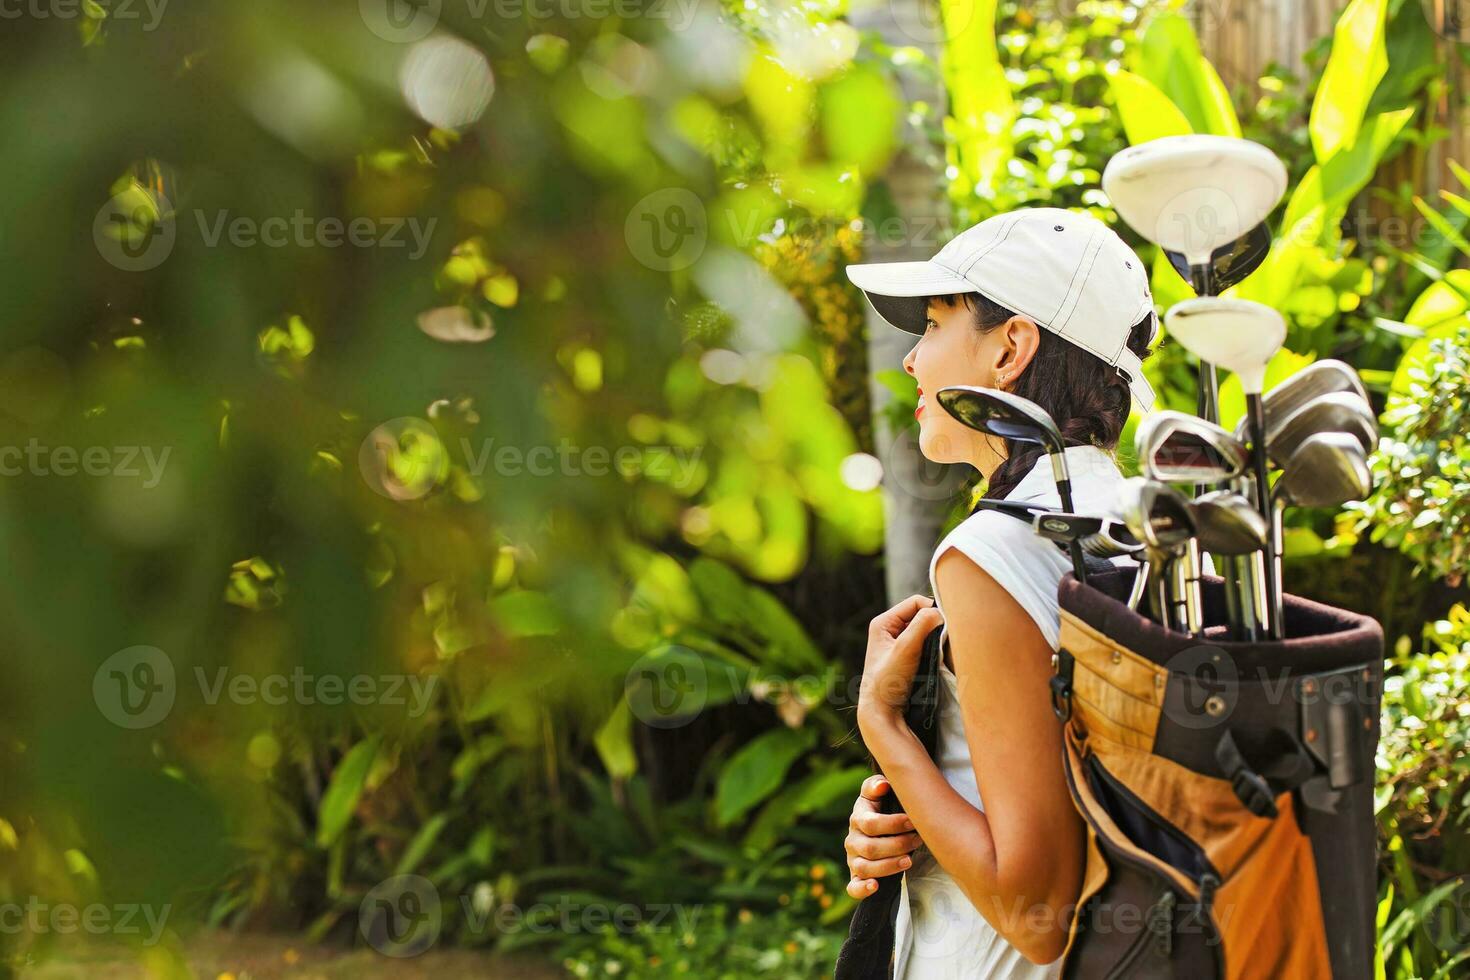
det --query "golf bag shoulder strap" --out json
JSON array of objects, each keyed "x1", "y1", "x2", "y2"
[{"x1": 969, "y1": 499, "x2": 1117, "y2": 577}]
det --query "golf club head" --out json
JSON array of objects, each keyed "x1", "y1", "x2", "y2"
[
  {"x1": 1164, "y1": 298, "x2": 1287, "y2": 393},
  {"x1": 1277, "y1": 431, "x2": 1372, "y2": 507},
  {"x1": 1166, "y1": 221, "x2": 1272, "y2": 294},
  {"x1": 1118, "y1": 476, "x2": 1198, "y2": 551},
  {"x1": 936, "y1": 386, "x2": 1066, "y2": 455},
  {"x1": 1193, "y1": 490, "x2": 1269, "y2": 554},
  {"x1": 1102, "y1": 136, "x2": 1287, "y2": 265},
  {"x1": 1265, "y1": 391, "x2": 1378, "y2": 468},
  {"x1": 1079, "y1": 524, "x2": 1144, "y2": 559},
  {"x1": 1033, "y1": 511, "x2": 1103, "y2": 543},
  {"x1": 1135, "y1": 409, "x2": 1249, "y2": 484},
  {"x1": 1261, "y1": 359, "x2": 1369, "y2": 423}
]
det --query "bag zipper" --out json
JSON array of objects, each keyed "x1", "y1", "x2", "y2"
[
  {"x1": 1063, "y1": 743, "x2": 1226, "y2": 977},
  {"x1": 1086, "y1": 755, "x2": 1221, "y2": 885}
]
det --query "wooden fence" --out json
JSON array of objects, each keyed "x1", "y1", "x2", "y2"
[{"x1": 1191, "y1": 0, "x2": 1468, "y2": 194}]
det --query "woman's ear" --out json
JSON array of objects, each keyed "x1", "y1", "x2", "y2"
[{"x1": 997, "y1": 315, "x2": 1041, "y2": 378}]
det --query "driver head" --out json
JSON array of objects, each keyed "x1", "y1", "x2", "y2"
[{"x1": 1164, "y1": 298, "x2": 1286, "y2": 393}]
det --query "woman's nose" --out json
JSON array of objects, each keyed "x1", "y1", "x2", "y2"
[{"x1": 902, "y1": 341, "x2": 918, "y2": 376}]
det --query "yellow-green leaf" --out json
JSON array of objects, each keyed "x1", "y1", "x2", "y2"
[
  {"x1": 1108, "y1": 69, "x2": 1192, "y2": 145},
  {"x1": 1309, "y1": 0, "x2": 1388, "y2": 164}
]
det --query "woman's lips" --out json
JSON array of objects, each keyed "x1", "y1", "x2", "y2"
[{"x1": 915, "y1": 387, "x2": 924, "y2": 420}]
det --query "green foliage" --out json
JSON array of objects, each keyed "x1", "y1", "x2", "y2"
[
  {"x1": 1377, "y1": 606, "x2": 1470, "y2": 977},
  {"x1": 1352, "y1": 323, "x2": 1470, "y2": 587}
]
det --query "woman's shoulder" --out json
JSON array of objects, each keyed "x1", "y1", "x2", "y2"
[{"x1": 931, "y1": 507, "x2": 1061, "y2": 577}]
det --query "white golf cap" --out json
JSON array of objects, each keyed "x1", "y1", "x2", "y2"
[{"x1": 845, "y1": 207, "x2": 1158, "y2": 411}]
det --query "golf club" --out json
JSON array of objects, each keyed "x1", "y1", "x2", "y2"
[
  {"x1": 937, "y1": 386, "x2": 1088, "y2": 582},
  {"x1": 1194, "y1": 490, "x2": 1271, "y2": 640},
  {"x1": 1118, "y1": 477, "x2": 1198, "y2": 630},
  {"x1": 1259, "y1": 358, "x2": 1368, "y2": 424},
  {"x1": 1165, "y1": 221, "x2": 1273, "y2": 295},
  {"x1": 1268, "y1": 432, "x2": 1373, "y2": 638},
  {"x1": 1134, "y1": 409, "x2": 1251, "y2": 637},
  {"x1": 1165, "y1": 297, "x2": 1286, "y2": 636},
  {"x1": 1264, "y1": 390, "x2": 1379, "y2": 469},
  {"x1": 1103, "y1": 135, "x2": 1288, "y2": 423}
]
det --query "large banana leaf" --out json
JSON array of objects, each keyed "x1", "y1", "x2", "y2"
[
  {"x1": 939, "y1": 0, "x2": 1015, "y2": 195},
  {"x1": 1108, "y1": 69, "x2": 1192, "y2": 145},
  {"x1": 1135, "y1": 12, "x2": 1240, "y2": 137},
  {"x1": 1310, "y1": 0, "x2": 1389, "y2": 164}
]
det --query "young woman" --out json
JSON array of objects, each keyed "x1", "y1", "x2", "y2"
[{"x1": 840, "y1": 208, "x2": 1159, "y2": 977}]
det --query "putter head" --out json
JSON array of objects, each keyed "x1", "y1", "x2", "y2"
[
  {"x1": 1261, "y1": 359, "x2": 1369, "y2": 423},
  {"x1": 1136, "y1": 409, "x2": 1249, "y2": 483},
  {"x1": 1166, "y1": 221, "x2": 1272, "y2": 294},
  {"x1": 1193, "y1": 490, "x2": 1269, "y2": 554},
  {"x1": 1277, "y1": 431, "x2": 1372, "y2": 507},
  {"x1": 1118, "y1": 476, "x2": 1197, "y2": 551},
  {"x1": 1266, "y1": 390, "x2": 1378, "y2": 468},
  {"x1": 936, "y1": 386, "x2": 1066, "y2": 455},
  {"x1": 1164, "y1": 298, "x2": 1287, "y2": 393},
  {"x1": 1102, "y1": 136, "x2": 1287, "y2": 265}
]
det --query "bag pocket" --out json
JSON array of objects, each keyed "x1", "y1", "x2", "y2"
[{"x1": 1061, "y1": 732, "x2": 1224, "y2": 980}]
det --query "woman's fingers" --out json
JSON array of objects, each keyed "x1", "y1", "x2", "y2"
[
  {"x1": 846, "y1": 830, "x2": 923, "y2": 862},
  {"x1": 850, "y1": 854, "x2": 915, "y2": 878},
  {"x1": 849, "y1": 806, "x2": 915, "y2": 837},
  {"x1": 859, "y1": 774, "x2": 891, "y2": 801},
  {"x1": 868, "y1": 594, "x2": 935, "y2": 639}
]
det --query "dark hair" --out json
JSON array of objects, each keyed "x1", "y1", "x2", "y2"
[{"x1": 924, "y1": 291, "x2": 1156, "y2": 501}]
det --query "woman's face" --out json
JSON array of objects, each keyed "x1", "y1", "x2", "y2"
[{"x1": 903, "y1": 297, "x2": 1036, "y2": 468}]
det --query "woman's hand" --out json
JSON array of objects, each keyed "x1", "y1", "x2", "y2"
[
  {"x1": 845, "y1": 775, "x2": 925, "y2": 900},
  {"x1": 857, "y1": 594, "x2": 944, "y2": 731}
]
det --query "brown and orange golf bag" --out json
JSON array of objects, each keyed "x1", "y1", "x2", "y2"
[{"x1": 1050, "y1": 566, "x2": 1383, "y2": 978}]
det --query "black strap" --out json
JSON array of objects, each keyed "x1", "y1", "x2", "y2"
[{"x1": 970, "y1": 499, "x2": 1117, "y2": 577}]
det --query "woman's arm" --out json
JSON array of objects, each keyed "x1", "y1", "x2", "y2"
[{"x1": 857, "y1": 549, "x2": 1083, "y2": 965}]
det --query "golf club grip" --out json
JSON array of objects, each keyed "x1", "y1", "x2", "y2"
[{"x1": 834, "y1": 626, "x2": 945, "y2": 980}]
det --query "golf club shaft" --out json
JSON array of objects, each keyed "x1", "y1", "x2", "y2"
[
  {"x1": 1271, "y1": 498, "x2": 1286, "y2": 641},
  {"x1": 1245, "y1": 393, "x2": 1280, "y2": 638},
  {"x1": 1052, "y1": 464, "x2": 1088, "y2": 584}
]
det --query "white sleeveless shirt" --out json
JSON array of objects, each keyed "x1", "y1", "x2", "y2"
[{"x1": 892, "y1": 445, "x2": 1158, "y2": 979}]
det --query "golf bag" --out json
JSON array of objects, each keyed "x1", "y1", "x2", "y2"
[{"x1": 1052, "y1": 566, "x2": 1383, "y2": 979}]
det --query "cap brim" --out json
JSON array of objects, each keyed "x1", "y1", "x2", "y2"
[{"x1": 845, "y1": 261, "x2": 976, "y2": 334}]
